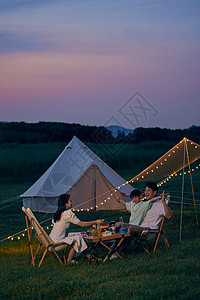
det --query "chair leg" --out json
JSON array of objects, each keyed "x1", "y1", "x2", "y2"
[
  {"x1": 47, "y1": 250, "x2": 56, "y2": 261},
  {"x1": 161, "y1": 231, "x2": 169, "y2": 248},
  {"x1": 38, "y1": 247, "x2": 57, "y2": 267},
  {"x1": 25, "y1": 216, "x2": 34, "y2": 265},
  {"x1": 50, "y1": 247, "x2": 63, "y2": 265},
  {"x1": 133, "y1": 233, "x2": 150, "y2": 253},
  {"x1": 38, "y1": 248, "x2": 48, "y2": 268},
  {"x1": 153, "y1": 230, "x2": 169, "y2": 253},
  {"x1": 32, "y1": 243, "x2": 42, "y2": 267},
  {"x1": 142, "y1": 242, "x2": 150, "y2": 253},
  {"x1": 28, "y1": 241, "x2": 33, "y2": 265},
  {"x1": 153, "y1": 232, "x2": 161, "y2": 253}
]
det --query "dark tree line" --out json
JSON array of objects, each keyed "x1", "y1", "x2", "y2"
[
  {"x1": 0, "y1": 122, "x2": 113, "y2": 144},
  {"x1": 125, "y1": 126, "x2": 200, "y2": 144},
  {"x1": 0, "y1": 122, "x2": 200, "y2": 144}
]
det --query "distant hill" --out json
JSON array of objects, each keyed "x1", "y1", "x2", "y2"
[{"x1": 105, "y1": 125, "x2": 134, "y2": 138}]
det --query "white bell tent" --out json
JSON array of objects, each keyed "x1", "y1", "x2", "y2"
[{"x1": 21, "y1": 136, "x2": 133, "y2": 213}]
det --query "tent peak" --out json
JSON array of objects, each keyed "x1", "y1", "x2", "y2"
[{"x1": 65, "y1": 136, "x2": 88, "y2": 150}]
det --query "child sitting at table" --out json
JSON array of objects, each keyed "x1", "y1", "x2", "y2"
[{"x1": 116, "y1": 189, "x2": 161, "y2": 228}]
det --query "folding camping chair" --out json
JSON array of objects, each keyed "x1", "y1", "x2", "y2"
[
  {"x1": 22, "y1": 207, "x2": 69, "y2": 267},
  {"x1": 133, "y1": 197, "x2": 171, "y2": 253},
  {"x1": 133, "y1": 216, "x2": 169, "y2": 253}
]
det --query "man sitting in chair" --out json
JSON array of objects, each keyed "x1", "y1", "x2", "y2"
[{"x1": 111, "y1": 182, "x2": 173, "y2": 259}]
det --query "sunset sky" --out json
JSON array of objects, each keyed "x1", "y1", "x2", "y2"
[{"x1": 0, "y1": 0, "x2": 199, "y2": 129}]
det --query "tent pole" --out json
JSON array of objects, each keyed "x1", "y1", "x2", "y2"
[
  {"x1": 185, "y1": 140, "x2": 198, "y2": 226},
  {"x1": 92, "y1": 165, "x2": 96, "y2": 211},
  {"x1": 180, "y1": 140, "x2": 186, "y2": 242}
]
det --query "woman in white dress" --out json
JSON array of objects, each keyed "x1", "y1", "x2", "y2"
[{"x1": 49, "y1": 193, "x2": 104, "y2": 263}]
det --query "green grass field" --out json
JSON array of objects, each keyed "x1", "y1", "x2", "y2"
[{"x1": 0, "y1": 142, "x2": 200, "y2": 299}]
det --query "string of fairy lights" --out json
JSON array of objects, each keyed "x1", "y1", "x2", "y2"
[
  {"x1": 1, "y1": 138, "x2": 200, "y2": 243},
  {"x1": 129, "y1": 138, "x2": 200, "y2": 184},
  {"x1": 71, "y1": 182, "x2": 129, "y2": 212},
  {"x1": 158, "y1": 164, "x2": 200, "y2": 187},
  {"x1": 0, "y1": 184, "x2": 128, "y2": 243}
]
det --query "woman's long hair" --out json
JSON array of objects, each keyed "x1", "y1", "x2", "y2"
[{"x1": 54, "y1": 194, "x2": 70, "y2": 222}]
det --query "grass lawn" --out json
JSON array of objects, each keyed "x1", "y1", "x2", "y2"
[
  {"x1": 1, "y1": 185, "x2": 199, "y2": 300},
  {"x1": 0, "y1": 142, "x2": 200, "y2": 299}
]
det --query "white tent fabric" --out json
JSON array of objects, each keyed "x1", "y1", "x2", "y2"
[{"x1": 21, "y1": 136, "x2": 133, "y2": 213}]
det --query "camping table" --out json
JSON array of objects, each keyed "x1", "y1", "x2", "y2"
[{"x1": 82, "y1": 232, "x2": 130, "y2": 263}]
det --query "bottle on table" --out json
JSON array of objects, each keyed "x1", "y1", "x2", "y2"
[
  {"x1": 97, "y1": 224, "x2": 101, "y2": 237},
  {"x1": 111, "y1": 224, "x2": 115, "y2": 234},
  {"x1": 92, "y1": 225, "x2": 97, "y2": 236}
]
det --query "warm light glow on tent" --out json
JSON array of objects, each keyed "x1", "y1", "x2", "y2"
[
  {"x1": 128, "y1": 137, "x2": 200, "y2": 234},
  {"x1": 129, "y1": 138, "x2": 200, "y2": 183}
]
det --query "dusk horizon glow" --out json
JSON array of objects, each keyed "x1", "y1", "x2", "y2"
[{"x1": 0, "y1": 0, "x2": 199, "y2": 130}]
